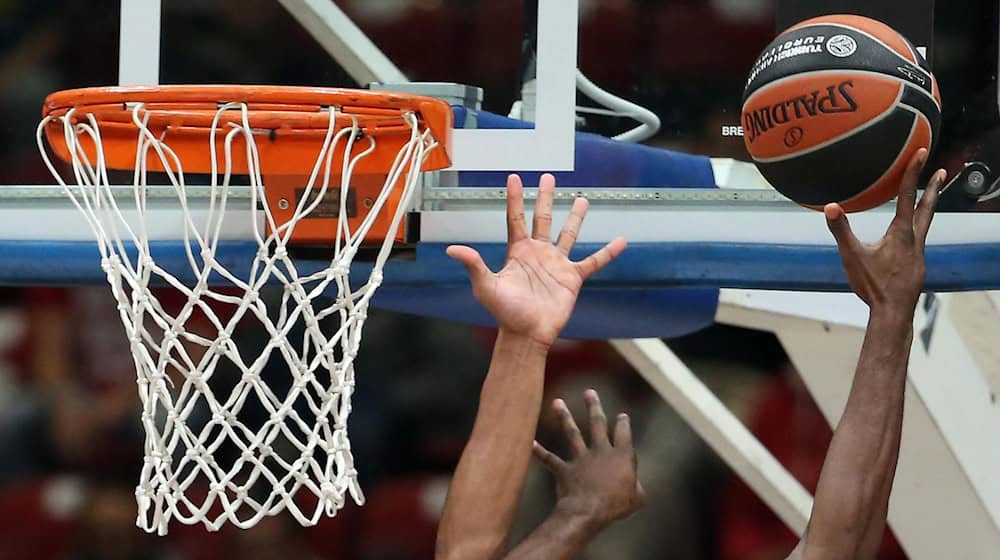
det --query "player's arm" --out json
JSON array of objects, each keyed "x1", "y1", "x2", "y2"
[
  {"x1": 504, "y1": 390, "x2": 645, "y2": 560},
  {"x1": 792, "y1": 149, "x2": 946, "y2": 560},
  {"x1": 435, "y1": 174, "x2": 627, "y2": 560}
]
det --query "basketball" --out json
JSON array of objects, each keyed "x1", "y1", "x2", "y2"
[{"x1": 741, "y1": 14, "x2": 942, "y2": 212}]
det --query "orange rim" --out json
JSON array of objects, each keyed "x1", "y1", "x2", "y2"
[{"x1": 41, "y1": 85, "x2": 454, "y2": 175}]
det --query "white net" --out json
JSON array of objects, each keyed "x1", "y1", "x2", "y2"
[{"x1": 36, "y1": 102, "x2": 436, "y2": 533}]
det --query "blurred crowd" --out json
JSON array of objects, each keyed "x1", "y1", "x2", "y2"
[
  {"x1": 0, "y1": 1, "x2": 908, "y2": 559},
  {"x1": 1, "y1": 284, "x2": 886, "y2": 560}
]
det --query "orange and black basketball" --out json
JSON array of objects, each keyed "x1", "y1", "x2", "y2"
[{"x1": 741, "y1": 14, "x2": 941, "y2": 212}]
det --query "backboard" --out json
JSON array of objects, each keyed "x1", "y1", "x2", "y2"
[{"x1": 3, "y1": 0, "x2": 1000, "y2": 339}]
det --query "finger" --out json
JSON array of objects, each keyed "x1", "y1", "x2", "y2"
[
  {"x1": 554, "y1": 398, "x2": 587, "y2": 457},
  {"x1": 506, "y1": 174, "x2": 529, "y2": 245},
  {"x1": 893, "y1": 148, "x2": 928, "y2": 228},
  {"x1": 532, "y1": 174, "x2": 556, "y2": 243},
  {"x1": 446, "y1": 245, "x2": 493, "y2": 284},
  {"x1": 556, "y1": 198, "x2": 588, "y2": 255},
  {"x1": 613, "y1": 412, "x2": 633, "y2": 450},
  {"x1": 824, "y1": 203, "x2": 864, "y2": 254},
  {"x1": 915, "y1": 169, "x2": 946, "y2": 245},
  {"x1": 584, "y1": 389, "x2": 610, "y2": 448},
  {"x1": 576, "y1": 237, "x2": 628, "y2": 280},
  {"x1": 532, "y1": 440, "x2": 566, "y2": 474}
]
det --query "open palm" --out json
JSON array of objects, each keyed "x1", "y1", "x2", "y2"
[{"x1": 447, "y1": 174, "x2": 627, "y2": 347}]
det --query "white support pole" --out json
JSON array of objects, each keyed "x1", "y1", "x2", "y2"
[
  {"x1": 275, "y1": 0, "x2": 407, "y2": 85},
  {"x1": 119, "y1": 0, "x2": 161, "y2": 85},
  {"x1": 718, "y1": 289, "x2": 1000, "y2": 559},
  {"x1": 610, "y1": 338, "x2": 813, "y2": 535},
  {"x1": 950, "y1": 292, "x2": 1000, "y2": 399},
  {"x1": 450, "y1": 0, "x2": 578, "y2": 171}
]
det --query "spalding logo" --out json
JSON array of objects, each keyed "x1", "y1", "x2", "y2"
[
  {"x1": 826, "y1": 35, "x2": 858, "y2": 58},
  {"x1": 743, "y1": 81, "x2": 859, "y2": 144}
]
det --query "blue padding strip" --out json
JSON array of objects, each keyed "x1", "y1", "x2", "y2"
[
  {"x1": 470, "y1": 108, "x2": 533, "y2": 129},
  {"x1": 452, "y1": 105, "x2": 470, "y2": 129},
  {"x1": 3, "y1": 240, "x2": 1000, "y2": 337},
  {"x1": 0, "y1": 240, "x2": 717, "y2": 339},
  {"x1": 454, "y1": 110, "x2": 717, "y2": 189},
  {"x1": 3, "y1": 240, "x2": 1000, "y2": 291}
]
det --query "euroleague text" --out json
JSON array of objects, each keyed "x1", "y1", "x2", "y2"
[
  {"x1": 747, "y1": 35, "x2": 826, "y2": 86},
  {"x1": 743, "y1": 81, "x2": 858, "y2": 144}
]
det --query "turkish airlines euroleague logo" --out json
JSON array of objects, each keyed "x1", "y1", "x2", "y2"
[{"x1": 744, "y1": 81, "x2": 859, "y2": 145}]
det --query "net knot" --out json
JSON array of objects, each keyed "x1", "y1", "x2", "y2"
[
  {"x1": 192, "y1": 375, "x2": 208, "y2": 391},
  {"x1": 293, "y1": 377, "x2": 311, "y2": 391},
  {"x1": 332, "y1": 263, "x2": 350, "y2": 276},
  {"x1": 273, "y1": 247, "x2": 289, "y2": 259}
]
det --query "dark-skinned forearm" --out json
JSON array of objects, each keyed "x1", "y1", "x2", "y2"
[
  {"x1": 504, "y1": 506, "x2": 604, "y2": 560},
  {"x1": 436, "y1": 330, "x2": 550, "y2": 560},
  {"x1": 800, "y1": 308, "x2": 913, "y2": 559}
]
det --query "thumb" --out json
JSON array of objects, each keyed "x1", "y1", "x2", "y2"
[
  {"x1": 532, "y1": 440, "x2": 566, "y2": 474},
  {"x1": 446, "y1": 245, "x2": 492, "y2": 284},
  {"x1": 824, "y1": 203, "x2": 862, "y2": 252}
]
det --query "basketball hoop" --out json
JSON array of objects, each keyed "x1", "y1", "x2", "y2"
[{"x1": 35, "y1": 85, "x2": 453, "y2": 533}]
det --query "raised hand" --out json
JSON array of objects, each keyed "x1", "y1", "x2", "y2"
[
  {"x1": 796, "y1": 149, "x2": 947, "y2": 560},
  {"x1": 446, "y1": 174, "x2": 627, "y2": 348},
  {"x1": 824, "y1": 148, "x2": 947, "y2": 313},
  {"x1": 533, "y1": 390, "x2": 645, "y2": 528}
]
